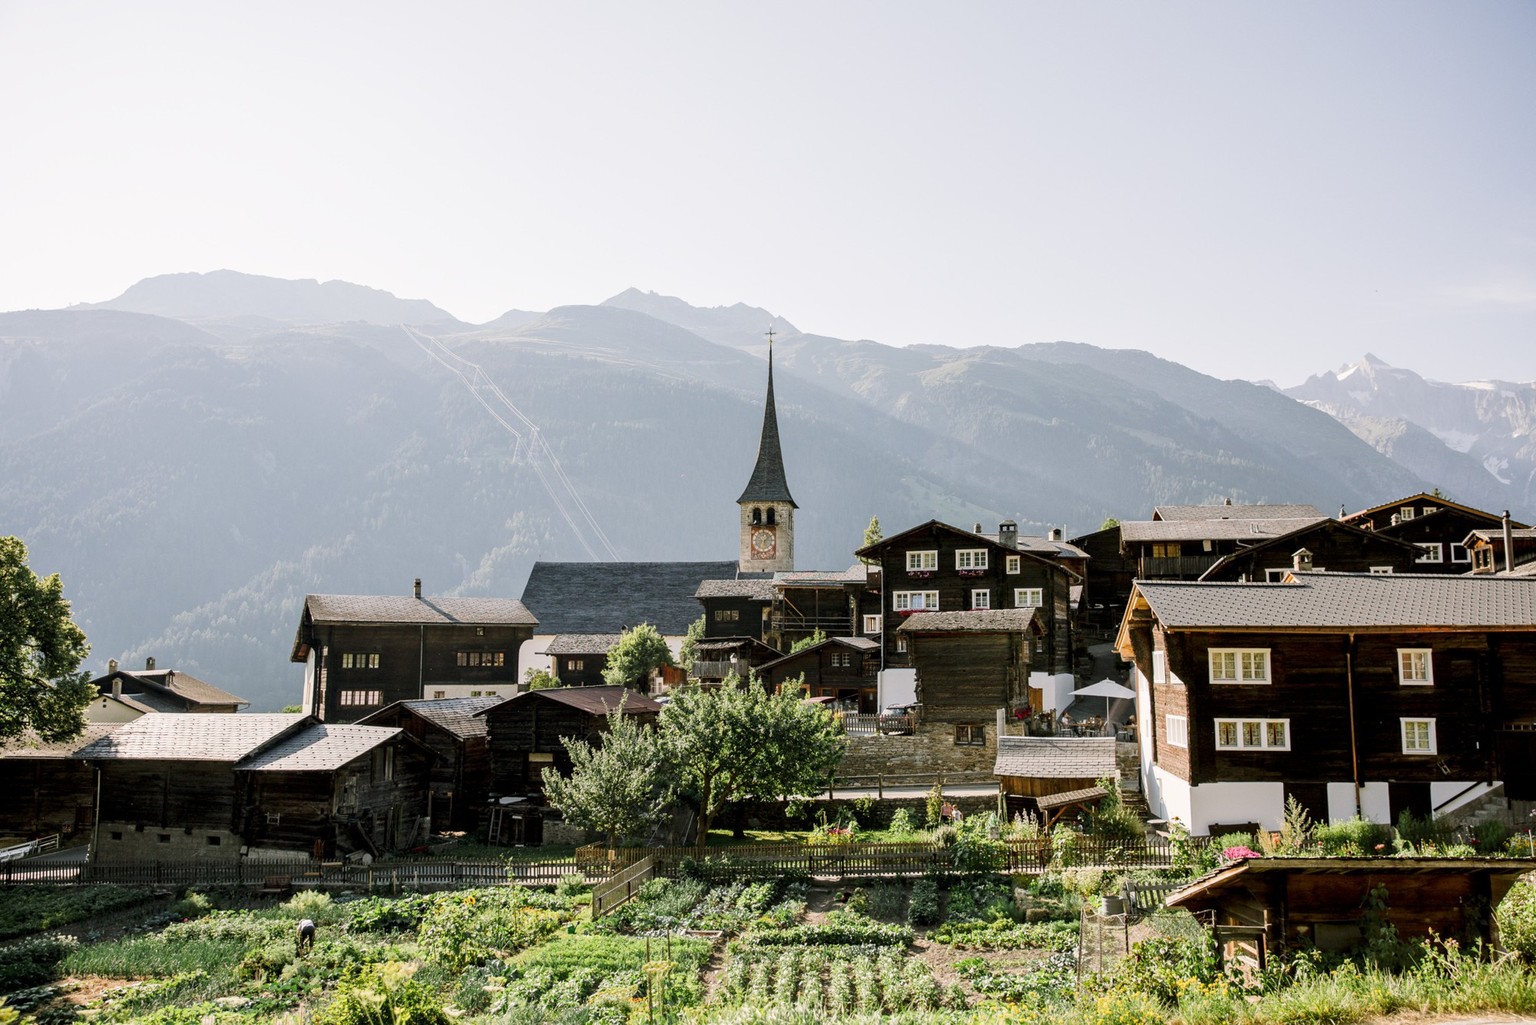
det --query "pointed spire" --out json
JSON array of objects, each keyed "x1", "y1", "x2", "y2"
[{"x1": 737, "y1": 332, "x2": 797, "y2": 506}]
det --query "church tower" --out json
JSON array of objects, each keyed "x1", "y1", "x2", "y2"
[{"x1": 738, "y1": 333, "x2": 796, "y2": 573}]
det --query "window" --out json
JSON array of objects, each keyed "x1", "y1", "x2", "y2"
[
  {"x1": 1151, "y1": 542, "x2": 1179, "y2": 559},
  {"x1": 955, "y1": 549, "x2": 989, "y2": 570},
  {"x1": 455, "y1": 651, "x2": 505, "y2": 667},
  {"x1": 955, "y1": 724, "x2": 986, "y2": 746},
  {"x1": 714, "y1": 609, "x2": 740, "y2": 622},
  {"x1": 1214, "y1": 718, "x2": 1290, "y2": 750},
  {"x1": 339, "y1": 689, "x2": 382, "y2": 706},
  {"x1": 1152, "y1": 650, "x2": 1167, "y2": 684},
  {"x1": 863, "y1": 614, "x2": 882, "y2": 634},
  {"x1": 1474, "y1": 548, "x2": 1494, "y2": 571},
  {"x1": 1450, "y1": 542, "x2": 1470, "y2": 563},
  {"x1": 1370, "y1": 566, "x2": 1394, "y2": 575},
  {"x1": 373, "y1": 746, "x2": 394, "y2": 781},
  {"x1": 1401, "y1": 718, "x2": 1436, "y2": 754},
  {"x1": 341, "y1": 652, "x2": 380, "y2": 669},
  {"x1": 830, "y1": 651, "x2": 850, "y2": 667},
  {"x1": 971, "y1": 589, "x2": 991, "y2": 610},
  {"x1": 1265, "y1": 568, "x2": 1290, "y2": 582},
  {"x1": 1210, "y1": 649, "x2": 1270, "y2": 684},
  {"x1": 893, "y1": 590, "x2": 939, "y2": 612},
  {"x1": 906, "y1": 550, "x2": 938, "y2": 571},
  {"x1": 1006, "y1": 555, "x2": 1021, "y2": 574},
  {"x1": 1014, "y1": 588, "x2": 1043, "y2": 607},
  {"x1": 1399, "y1": 506, "x2": 1416, "y2": 520},
  {"x1": 1416, "y1": 543, "x2": 1444, "y2": 564},
  {"x1": 568, "y1": 659, "x2": 585, "y2": 671},
  {"x1": 1165, "y1": 714, "x2": 1188, "y2": 748},
  {"x1": 1398, "y1": 649, "x2": 1433, "y2": 686},
  {"x1": 895, "y1": 636, "x2": 908, "y2": 653},
  {"x1": 432, "y1": 690, "x2": 446, "y2": 699}
]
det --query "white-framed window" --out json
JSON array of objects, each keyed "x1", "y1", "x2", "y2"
[
  {"x1": 339, "y1": 689, "x2": 383, "y2": 707},
  {"x1": 895, "y1": 635, "x2": 908, "y2": 653},
  {"x1": 863, "y1": 614, "x2": 882, "y2": 634},
  {"x1": 341, "y1": 652, "x2": 380, "y2": 670},
  {"x1": 1265, "y1": 568, "x2": 1290, "y2": 582},
  {"x1": 955, "y1": 549, "x2": 989, "y2": 570},
  {"x1": 1370, "y1": 566, "x2": 1394, "y2": 575},
  {"x1": 1450, "y1": 542, "x2": 1470, "y2": 563},
  {"x1": 432, "y1": 690, "x2": 446, "y2": 699},
  {"x1": 1152, "y1": 650, "x2": 1167, "y2": 684},
  {"x1": 1215, "y1": 718, "x2": 1290, "y2": 750},
  {"x1": 1014, "y1": 588, "x2": 1043, "y2": 607},
  {"x1": 1006, "y1": 555, "x2": 1021, "y2": 574},
  {"x1": 1401, "y1": 718, "x2": 1436, "y2": 754},
  {"x1": 906, "y1": 550, "x2": 938, "y2": 571},
  {"x1": 1165, "y1": 714, "x2": 1188, "y2": 748},
  {"x1": 830, "y1": 651, "x2": 850, "y2": 667},
  {"x1": 971, "y1": 589, "x2": 991, "y2": 610},
  {"x1": 1474, "y1": 548, "x2": 1495, "y2": 571},
  {"x1": 1398, "y1": 648, "x2": 1433, "y2": 686},
  {"x1": 1416, "y1": 543, "x2": 1444, "y2": 564},
  {"x1": 893, "y1": 590, "x2": 939, "y2": 612},
  {"x1": 1210, "y1": 648, "x2": 1270, "y2": 684},
  {"x1": 1399, "y1": 506, "x2": 1416, "y2": 520}
]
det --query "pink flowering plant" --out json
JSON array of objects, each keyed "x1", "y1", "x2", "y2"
[{"x1": 1221, "y1": 846, "x2": 1263, "y2": 863}]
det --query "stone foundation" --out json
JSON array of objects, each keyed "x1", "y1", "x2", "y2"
[
  {"x1": 93, "y1": 822, "x2": 240, "y2": 863},
  {"x1": 837, "y1": 722, "x2": 998, "y2": 777}
]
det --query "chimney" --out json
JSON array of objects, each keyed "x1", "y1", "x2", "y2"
[
  {"x1": 413, "y1": 578, "x2": 422, "y2": 599},
  {"x1": 145, "y1": 656, "x2": 155, "y2": 671},
  {"x1": 1390, "y1": 514, "x2": 1401, "y2": 526},
  {"x1": 973, "y1": 522, "x2": 983, "y2": 534},
  {"x1": 1049, "y1": 527, "x2": 1063, "y2": 543},
  {"x1": 1339, "y1": 504, "x2": 1347, "y2": 518},
  {"x1": 108, "y1": 658, "x2": 118, "y2": 674},
  {"x1": 112, "y1": 676, "x2": 122, "y2": 699},
  {"x1": 999, "y1": 521, "x2": 1018, "y2": 549},
  {"x1": 1504, "y1": 511, "x2": 1515, "y2": 573},
  {"x1": 1224, "y1": 497, "x2": 1233, "y2": 506},
  {"x1": 1293, "y1": 548, "x2": 1313, "y2": 573}
]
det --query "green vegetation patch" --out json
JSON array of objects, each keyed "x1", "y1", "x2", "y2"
[{"x1": 0, "y1": 884, "x2": 158, "y2": 940}]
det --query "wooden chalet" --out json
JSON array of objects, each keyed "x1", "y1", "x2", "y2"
[
  {"x1": 1166, "y1": 857, "x2": 1536, "y2": 968},
  {"x1": 76, "y1": 713, "x2": 436, "y2": 861},
  {"x1": 758, "y1": 636, "x2": 879, "y2": 712},
  {"x1": 993, "y1": 735, "x2": 1118, "y2": 821},
  {"x1": 1465, "y1": 526, "x2": 1536, "y2": 575},
  {"x1": 358, "y1": 696, "x2": 500, "y2": 833},
  {"x1": 290, "y1": 581, "x2": 537, "y2": 723},
  {"x1": 1117, "y1": 572, "x2": 1536, "y2": 836},
  {"x1": 0, "y1": 723, "x2": 123, "y2": 844},
  {"x1": 766, "y1": 565, "x2": 874, "y2": 652},
  {"x1": 479, "y1": 685, "x2": 663, "y2": 800},
  {"x1": 540, "y1": 634, "x2": 622, "y2": 688},
  {"x1": 1343, "y1": 493, "x2": 1525, "y2": 572},
  {"x1": 85, "y1": 658, "x2": 248, "y2": 721},
  {"x1": 1069, "y1": 523, "x2": 1137, "y2": 632},
  {"x1": 1118, "y1": 502, "x2": 1327, "y2": 581},
  {"x1": 691, "y1": 636, "x2": 783, "y2": 686},
  {"x1": 1197, "y1": 519, "x2": 1424, "y2": 582},
  {"x1": 694, "y1": 577, "x2": 776, "y2": 642}
]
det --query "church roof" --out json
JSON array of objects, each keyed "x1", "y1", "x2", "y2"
[{"x1": 736, "y1": 347, "x2": 797, "y2": 507}]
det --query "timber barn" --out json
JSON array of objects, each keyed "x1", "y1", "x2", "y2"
[{"x1": 358, "y1": 696, "x2": 500, "y2": 833}]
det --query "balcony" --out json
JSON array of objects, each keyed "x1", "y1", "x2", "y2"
[{"x1": 1138, "y1": 554, "x2": 1222, "y2": 579}]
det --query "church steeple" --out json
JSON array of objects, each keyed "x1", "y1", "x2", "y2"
[{"x1": 738, "y1": 330, "x2": 796, "y2": 572}]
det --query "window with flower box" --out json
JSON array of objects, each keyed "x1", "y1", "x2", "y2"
[
  {"x1": 955, "y1": 549, "x2": 989, "y2": 571},
  {"x1": 906, "y1": 550, "x2": 938, "y2": 572}
]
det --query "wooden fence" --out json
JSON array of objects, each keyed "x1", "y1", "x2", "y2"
[
  {"x1": 2, "y1": 855, "x2": 581, "y2": 890},
  {"x1": 591, "y1": 856, "x2": 656, "y2": 918}
]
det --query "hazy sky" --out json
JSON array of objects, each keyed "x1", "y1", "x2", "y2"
[{"x1": 2, "y1": 2, "x2": 1533, "y2": 385}]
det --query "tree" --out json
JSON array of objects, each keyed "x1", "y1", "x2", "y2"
[
  {"x1": 1100, "y1": 517, "x2": 1120, "y2": 530},
  {"x1": 678, "y1": 614, "x2": 706, "y2": 675},
  {"x1": 861, "y1": 515, "x2": 884, "y2": 564},
  {"x1": 602, "y1": 623, "x2": 674, "y2": 692},
  {"x1": 541, "y1": 700, "x2": 671, "y2": 849},
  {"x1": 0, "y1": 536, "x2": 93, "y2": 743},
  {"x1": 524, "y1": 667, "x2": 560, "y2": 691},
  {"x1": 660, "y1": 677, "x2": 845, "y2": 846},
  {"x1": 789, "y1": 629, "x2": 826, "y2": 654}
]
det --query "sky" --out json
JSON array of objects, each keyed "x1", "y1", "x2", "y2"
[{"x1": 1, "y1": 2, "x2": 1533, "y2": 386}]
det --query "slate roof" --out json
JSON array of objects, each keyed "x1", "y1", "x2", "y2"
[
  {"x1": 1153, "y1": 503, "x2": 1324, "y2": 521},
  {"x1": 737, "y1": 348, "x2": 797, "y2": 506},
  {"x1": 695, "y1": 578, "x2": 777, "y2": 600},
  {"x1": 896, "y1": 609, "x2": 1042, "y2": 633},
  {"x1": 358, "y1": 697, "x2": 500, "y2": 739},
  {"x1": 75, "y1": 714, "x2": 309, "y2": 762},
  {"x1": 303, "y1": 593, "x2": 537, "y2": 626},
  {"x1": 237, "y1": 724, "x2": 403, "y2": 772},
  {"x1": 522, "y1": 561, "x2": 739, "y2": 634},
  {"x1": 1343, "y1": 493, "x2": 1520, "y2": 526},
  {"x1": 1119, "y1": 517, "x2": 1326, "y2": 543},
  {"x1": 1197, "y1": 519, "x2": 1422, "y2": 579},
  {"x1": 92, "y1": 668, "x2": 248, "y2": 710},
  {"x1": 993, "y1": 736, "x2": 1117, "y2": 779},
  {"x1": 1131, "y1": 572, "x2": 1536, "y2": 630},
  {"x1": 540, "y1": 634, "x2": 622, "y2": 655},
  {"x1": 758, "y1": 636, "x2": 878, "y2": 671},
  {"x1": 482, "y1": 685, "x2": 663, "y2": 718},
  {"x1": 856, "y1": 520, "x2": 1065, "y2": 573},
  {"x1": 0, "y1": 722, "x2": 126, "y2": 759},
  {"x1": 775, "y1": 564, "x2": 869, "y2": 586}
]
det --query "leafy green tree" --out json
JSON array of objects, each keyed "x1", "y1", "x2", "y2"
[
  {"x1": 602, "y1": 623, "x2": 674, "y2": 692},
  {"x1": 861, "y1": 515, "x2": 884, "y2": 563},
  {"x1": 660, "y1": 677, "x2": 844, "y2": 846},
  {"x1": 0, "y1": 536, "x2": 92, "y2": 743},
  {"x1": 524, "y1": 667, "x2": 560, "y2": 691},
  {"x1": 542, "y1": 701, "x2": 671, "y2": 849},
  {"x1": 789, "y1": 629, "x2": 826, "y2": 654},
  {"x1": 1100, "y1": 517, "x2": 1120, "y2": 530},
  {"x1": 678, "y1": 614, "x2": 706, "y2": 675}
]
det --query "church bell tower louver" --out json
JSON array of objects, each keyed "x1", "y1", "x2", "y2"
[{"x1": 738, "y1": 330, "x2": 796, "y2": 573}]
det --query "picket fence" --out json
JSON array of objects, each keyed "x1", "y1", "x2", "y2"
[{"x1": 1, "y1": 855, "x2": 581, "y2": 890}]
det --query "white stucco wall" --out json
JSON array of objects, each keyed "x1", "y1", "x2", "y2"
[
  {"x1": 1030, "y1": 671, "x2": 1076, "y2": 713},
  {"x1": 1326, "y1": 781, "x2": 1391, "y2": 823},
  {"x1": 880, "y1": 668, "x2": 917, "y2": 707},
  {"x1": 1190, "y1": 781, "x2": 1286, "y2": 835}
]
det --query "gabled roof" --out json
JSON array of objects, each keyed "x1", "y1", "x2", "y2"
[
  {"x1": 302, "y1": 593, "x2": 538, "y2": 626},
  {"x1": 1120, "y1": 517, "x2": 1326, "y2": 543},
  {"x1": 1197, "y1": 519, "x2": 1422, "y2": 580},
  {"x1": 993, "y1": 736, "x2": 1117, "y2": 779},
  {"x1": 694, "y1": 578, "x2": 777, "y2": 601},
  {"x1": 1342, "y1": 492, "x2": 1520, "y2": 527},
  {"x1": 540, "y1": 634, "x2": 623, "y2": 656},
  {"x1": 758, "y1": 635, "x2": 878, "y2": 672},
  {"x1": 236, "y1": 724, "x2": 406, "y2": 772},
  {"x1": 855, "y1": 520, "x2": 1066, "y2": 574},
  {"x1": 895, "y1": 608, "x2": 1043, "y2": 633},
  {"x1": 480, "y1": 685, "x2": 663, "y2": 718},
  {"x1": 357, "y1": 696, "x2": 500, "y2": 739},
  {"x1": 90, "y1": 668, "x2": 248, "y2": 711},
  {"x1": 1, "y1": 722, "x2": 127, "y2": 760},
  {"x1": 774, "y1": 564, "x2": 870, "y2": 586},
  {"x1": 737, "y1": 347, "x2": 797, "y2": 507},
  {"x1": 522, "y1": 561, "x2": 739, "y2": 634},
  {"x1": 1166, "y1": 857, "x2": 1536, "y2": 912},
  {"x1": 1153, "y1": 503, "x2": 1324, "y2": 522},
  {"x1": 1122, "y1": 572, "x2": 1536, "y2": 638},
  {"x1": 75, "y1": 713, "x2": 310, "y2": 762}
]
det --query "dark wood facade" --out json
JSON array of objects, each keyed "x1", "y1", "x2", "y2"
[
  {"x1": 241, "y1": 745, "x2": 434, "y2": 856},
  {"x1": 1070, "y1": 524, "x2": 1136, "y2": 631},
  {"x1": 1198, "y1": 520, "x2": 1423, "y2": 583},
  {"x1": 481, "y1": 686, "x2": 662, "y2": 798},
  {"x1": 899, "y1": 612, "x2": 1039, "y2": 723},
  {"x1": 358, "y1": 698, "x2": 497, "y2": 833},
  {"x1": 759, "y1": 638, "x2": 879, "y2": 712},
  {"x1": 1344, "y1": 494, "x2": 1522, "y2": 573},
  {"x1": 0, "y1": 739, "x2": 102, "y2": 842}
]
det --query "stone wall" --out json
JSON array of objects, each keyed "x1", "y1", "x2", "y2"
[
  {"x1": 837, "y1": 722, "x2": 998, "y2": 777},
  {"x1": 94, "y1": 822, "x2": 240, "y2": 862}
]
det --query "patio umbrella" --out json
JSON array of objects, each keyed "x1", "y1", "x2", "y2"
[{"x1": 1075, "y1": 678, "x2": 1136, "y2": 720}]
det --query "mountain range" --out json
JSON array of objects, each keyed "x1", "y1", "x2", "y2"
[{"x1": 2, "y1": 271, "x2": 1528, "y2": 711}]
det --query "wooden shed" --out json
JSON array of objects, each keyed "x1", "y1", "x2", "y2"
[
  {"x1": 0, "y1": 723, "x2": 124, "y2": 844},
  {"x1": 1165, "y1": 856, "x2": 1536, "y2": 968},
  {"x1": 480, "y1": 686, "x2": 662, "y2": 798},
  {"x1": 359, "y1": 696, "x2": 500, "y2": 833},
  {"x1": 993, "y1": 735, "x2": 1119, "y2": 820}
]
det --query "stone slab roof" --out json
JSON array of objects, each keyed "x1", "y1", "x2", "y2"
[
  {"x1": 1133, "y1": 572, "x2": 1536, "y2": 630},
  {"x1": 695, "y1": 578, "x2": 777, "y2": 600},
  {"x1": 774, "y1": 564, "x2": 869, "y2": 586},
  {"x1": 540, "y1": 634, "x2": 623, "y2": 655},
  {"x1": 95, "y1": 668, "x2": 248, "y2": 710},
  {"x1": 483, "y1": 685, "x2": 663, "y2": 718},
  {"x1": 304, "y1": 593, "x2": 537, "y2": 626},
  {"x1": 358, "y1": 697, "x2": 501, "y2": 739},
  {"x1": 993, "y1": 736, "x2": 1117, "y2": 779},
  {"x1": 1120, "y1": 517, "x2": 1327, "y2": 543},
  {"x1": 237, "y1": 723, "x2": 402, "y2": 772},
  {"x1": 1153, "y1": 503, "x2": 1324, "y2": 521},
  {"x1": 896, "y1": 609, "x2": 1041, "y2": 633},
  {"x1": 522, "y1": 561, "x2": 739, "y2": 634},
  {"x1": 74, "y1": 713, "x2": 308, "y2": 762},
  {"x1": 0, "y1": 722, "x2": 127, "y2": 759}
]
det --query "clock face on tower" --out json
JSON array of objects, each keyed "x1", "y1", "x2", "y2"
[{"x1": 751, "y1": 527, "x2": 777, "y2": 558}]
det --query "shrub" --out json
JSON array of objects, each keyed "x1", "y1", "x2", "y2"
[
  {"x1": 926, "y1": 782, "x2": 945, "y2": 828},
  {"x1": 418, "y1": 890, "x2": 563, "y2": 970},
  {"x1": 346, "y1": 894, "x2": 434, "y2": 933},
  {"x1": 1313, "y1": 816, "x2": 1390, "y2": 857},
  {"x1": 1497, "y1": 879, "x2": 1536, "y2": 963},
  {"x1": 0, "y1": 934, "x2": 77, "y2": 989},
  {"x1": 907, "y1": 878, "x2": 942, "y2": 926},
  {"x1": 168, "y1": 890, "x2": 214, "y2": 920},
  {"x1": 1114, "y1": 933, "x2": 1218, "y2": 1005},
  {"x1": 1212, "y1": 830, "x2": 1256, "y2": 851},
  {"x1": 555, "y1": 873, "x2": 590, "y2": 900},
  {"x1": 283, "y1": 889, "x2": 341, "y2": 924},
  {"x1": 1473, "y1": 819, "x2": 1511, "y2": 853},
  {"x1": 887, "y1": 807, "x2": 918, "y2": 835},
  {"x1": 312, "y1": 963, "x2": 449, "y2": 1025},
  {"x1": 865, "y1": 882, "x2": 907, "y2": 920}
]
